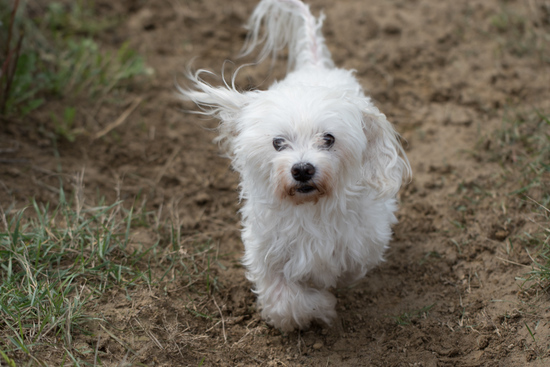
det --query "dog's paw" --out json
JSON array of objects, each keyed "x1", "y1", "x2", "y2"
[{"x1": 259, "y1": 282, "x2": 337, "y2": 332}]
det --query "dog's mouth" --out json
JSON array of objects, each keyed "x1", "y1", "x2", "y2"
[
  {"x1": 296, "y1": 185, "x2": 316, "y2": 194},
  {"x1": 285, "y1": 180, "x2": 329, "y2": 204}
]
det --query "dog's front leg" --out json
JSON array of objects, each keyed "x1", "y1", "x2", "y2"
[{"x1": 250, "y1": 268, "x2": 337, "y2": 332}]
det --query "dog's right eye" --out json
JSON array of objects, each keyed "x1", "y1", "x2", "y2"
[{"x1": 273, "y1": 138, "x2": 286, "y2": 151}]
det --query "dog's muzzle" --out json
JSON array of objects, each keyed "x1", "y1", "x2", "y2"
[{"x1": 291, "y1": 163, "x2": 317, "y2": 194}]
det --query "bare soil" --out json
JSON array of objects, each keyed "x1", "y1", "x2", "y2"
[{"x1": 1, "y1": 0, "x2": 550, "y2": 366}]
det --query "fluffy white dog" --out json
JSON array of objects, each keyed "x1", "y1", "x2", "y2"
[{"x1": 179, "y1": 0, "x2": 411, "y2": 332}]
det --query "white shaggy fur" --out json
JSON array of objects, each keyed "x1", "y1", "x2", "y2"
[{"x1": 179, "y1": 0, "x2": 411, "y2": 332}]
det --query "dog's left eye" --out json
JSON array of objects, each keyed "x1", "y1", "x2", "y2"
[
  {"x1": 322, "y1": 133, "x2": 335, "y2": 149},
  {"x1": 273, "y1": 138, "x2": 286, "y2": 151}
]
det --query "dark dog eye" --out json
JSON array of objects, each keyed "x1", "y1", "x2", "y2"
[
  {"x1": 322, "y1": 133, "x2": 335, "y2": 149},
  {"x1": 273, "y1": 137, "x2": 286, "y2": 151}
]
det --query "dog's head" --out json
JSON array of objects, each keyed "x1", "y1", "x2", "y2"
[{"x1": 180, "y1": 69, "x2": 410, "y2": 204}]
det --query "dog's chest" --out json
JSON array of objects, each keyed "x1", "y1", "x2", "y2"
[
  {"x1": 276, "y1": 208, "x2": 363, "y2": 286},
  {"x1": 242, "y1": 194, "x2": 394, "y2": 287}
]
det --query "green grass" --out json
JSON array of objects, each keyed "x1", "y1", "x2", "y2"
[
  {"x1": 391, "y1": 304, "x2": 435, "y2": 326},
  {"x1": 490, "y1": 1, "x2": 550, "y2": 62},
  {"x1": 481, "y1": 109, "x2": 550, "y2": 200},
  {"x1": 0, "y1": 181, "x2": 226, "y2": 364},
  {"x1": 0, "y1": 186, "x2": 155, "y2": 362},
  {"x1": 521, "y1": 198, "x2": 550, "y2": 290},
  {"x1": 454, "y1": 107, "x2": 550, "y2": 299},
  {"x1": 1, "y1": 1, "x2": 150, "y2": 128},
  {"x1": 483, "y1": 109, "x2": 550, "y2": 289}
]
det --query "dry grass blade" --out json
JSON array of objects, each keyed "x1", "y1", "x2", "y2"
[
  {"x1": 94, "y1": 97, "x2": 143, "y2": 139},
  {"x1": 213, "y1": 295, "x2": 227, "y2": 343}
]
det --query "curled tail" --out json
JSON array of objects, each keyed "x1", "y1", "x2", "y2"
[{"x1": 241, "y1": 0, "x2": 334, "y2": 71}]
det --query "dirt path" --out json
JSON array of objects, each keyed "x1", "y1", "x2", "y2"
[{"x1": 2, "y1": 0, "x2": 550, "y2": 366}]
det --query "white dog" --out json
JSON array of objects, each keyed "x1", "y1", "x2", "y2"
[{"x1": 179, "y1": 0, "x2": 411, "y2": 332}]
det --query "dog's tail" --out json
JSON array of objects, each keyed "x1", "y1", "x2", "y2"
[{"x1": 241, "y1": 0, "x2": 334, "y2": 71}]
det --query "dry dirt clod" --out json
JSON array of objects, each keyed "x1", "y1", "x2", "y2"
[
  {"x1": 477, "y1": 335, "x2": 491, "y2": 350},
  {"x1": 312, "y1": 341, "x2": 323, "y2": 350}
]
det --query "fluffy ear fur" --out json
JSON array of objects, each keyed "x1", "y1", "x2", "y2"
[
  {"x1": 177, "y1": 69, "x2": 252, "y2": 157},
  {"x1": 362, "y1": 111, "x2": 411, "y2": 197}
]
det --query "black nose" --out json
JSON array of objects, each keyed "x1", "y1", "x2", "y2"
[{"x1": 291, "y1": 163, "x2": 315, "y2": 182}]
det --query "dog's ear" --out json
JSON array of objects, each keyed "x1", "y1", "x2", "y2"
[
  {"x1": 178, "y1": 69, "x2": 252, "y2": 157},
  {"x1": 362, "y1": 111, "x2": 411, "y2": 197}
]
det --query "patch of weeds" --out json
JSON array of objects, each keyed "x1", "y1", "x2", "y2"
[
  {"x1": 523, "y1": 319, "x2": 549, "y2": 362},
  {"x1": 44, "y1": 1, "x2": 118, "y2": 37},
  {"x1": 0, "y1": 1, "x2": 150, "y2": 135},
  {"x1": 392, "y1": 304, "x2": 435, "y2": 326},
  {"x1": 158, "y1": 236, "x2": 222, "y2": 296},
  {"x1": 481, "y1": 109, "x2": 549, "y2": 200},
  {"x1": 51, "y1": 38, "x2": 149, "y2": 99},
  {"x1": 157, "y1": 204, "x2": 228, "y2": 298},
  {"x1": 489, "y1": 1, "x2": 550, "y2": 62},
  {"x1": 153, "y1": 213, "x2": 231, "y2": 328},
  {"x1": 450, "y1": 239, "x2": 467, "y2": 254},
  {"x1": 478, "y1": 109, "x2": 550, "y2": 289},
  {"x1": 0, "y1": 182, "x2": 156, "y2": 363},
  {"x1": 452, "y1": 180, "x2": 496, "y2": 212},
  {"x1": 419, "y1": 251, "x2": 442, "y2": 265},
  {"x1": 448, "y1": 218, "x2": 466, "y2": 230},
  {"x1": 522, "y1": 198, "x2": 550, "y2": 290},
  {"x1": 490, "y1": 6, "x2": 527, "y2": 34},
  {"x1": 51, "y1": 106, "x2": 78, "y2": 142},
  {"x1": 1, "y1": 0, "x2": 26, "y2": 115}
]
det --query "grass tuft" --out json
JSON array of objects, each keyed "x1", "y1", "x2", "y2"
[
  {"x1": 0, "y1": 179, "x2": 229, "y2": 364},
  {"x1": 0, "y1": 0, "x2": 151, "y2": 134},
  {"x1": 523, "y1": 199, "x2": 550, "y2": 289},
  {"x1": 391, "y1": 304, "x2": 435, "y2": 326},
  {"x1": 0, "y1": 183, "x2": 155, "y2": 361},
  {"x1": 480, "y1": 109, "x2": 550, "y2": 290},
  {"x1": 490, "y1": 1, "x2": 550, "y2": 62},
  {"x1": 481, "y1": 109, "x2": 550, "y2": 201}
]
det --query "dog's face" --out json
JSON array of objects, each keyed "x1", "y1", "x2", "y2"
[
  {"x1": 180, "y1": 69, "x2": 410, "y2": 202},
  {"x1": 231, "y1": 85, "x2": 367, "y2": 204}
]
